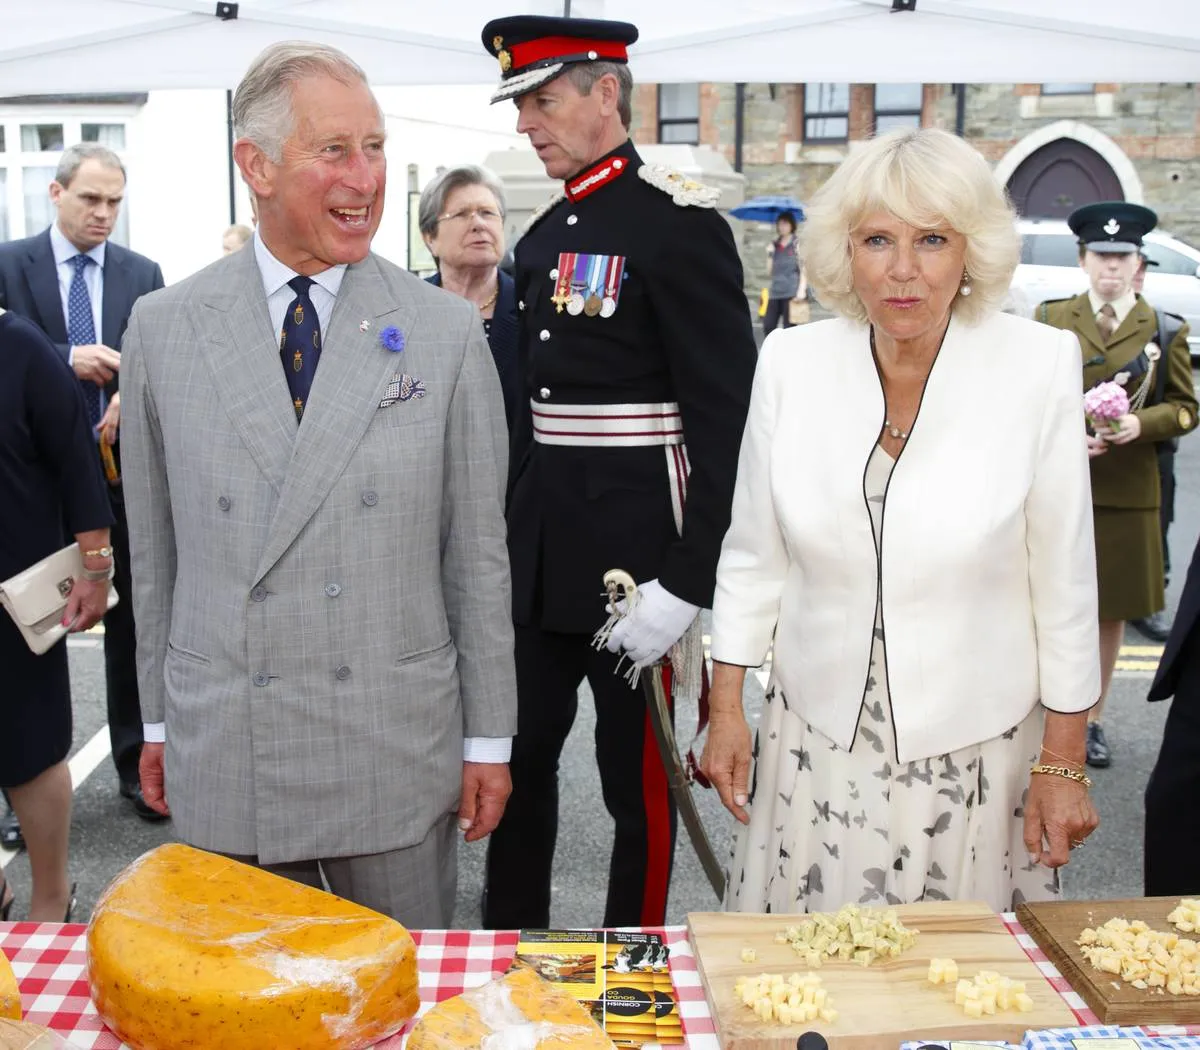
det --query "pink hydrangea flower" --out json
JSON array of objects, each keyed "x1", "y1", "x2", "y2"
[{"x1": 1084, "y1": 381, "x2": 1130, "y2": 432}]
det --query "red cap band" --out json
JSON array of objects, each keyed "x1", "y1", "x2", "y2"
[{"x1": 508, "y1": 36, "x2": 628, "y2": 71}]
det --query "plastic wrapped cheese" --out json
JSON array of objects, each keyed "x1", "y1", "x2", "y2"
[
  {"x1": 86, "y1": 844, "x2": 418, "y2": 1050},
  {"x1": 0, "y1": 1019, "x2": 79, "y2": 1049},
  {"x1": 0, "y1": 951, "x2": 19, "y2": 1021},
  {"x1": 407, "y1": 967, "x2": 615, "y2": 1050}
]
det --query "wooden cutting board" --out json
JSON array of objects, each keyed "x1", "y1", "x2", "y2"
[
  {"x1": 1017, "y1": 896, "x2": 1200, "y2": 1024},
  {"x1": 688, "y1": 902, "x2": 1077, "y2": 1050}
]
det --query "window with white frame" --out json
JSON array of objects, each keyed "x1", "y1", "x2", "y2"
[{"x1": 0, "y1": 108, "x2": 135, "y2": 246}]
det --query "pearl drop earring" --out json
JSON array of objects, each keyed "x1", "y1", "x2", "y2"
[{"x1": 959, "y1": 273, "x2": 972, "y2": 296}]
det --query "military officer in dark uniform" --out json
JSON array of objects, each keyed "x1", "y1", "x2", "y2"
[
  {"x1": 1036, "y1": 202, "x2": 1196, "y2": 769},
  {"x1": 478, "y1": 14, "x2": 757, "y2": 928}
]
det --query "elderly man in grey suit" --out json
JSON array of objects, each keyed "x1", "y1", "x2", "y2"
[{"x1": 119, "y1": 41, "x2": 517, "y2": 926}]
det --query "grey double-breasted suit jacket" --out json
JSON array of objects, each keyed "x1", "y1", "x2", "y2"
[{"x1": 120, "y1": 245, "x2": 516, "y2": 863}]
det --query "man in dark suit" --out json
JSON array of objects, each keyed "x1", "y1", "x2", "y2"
[
  {"x1": 1145, "y1": 532, "x2": 1200, "y2": 894},
  {"x1": 0, "y1": 143, "x2": 166, "y2": 834}
]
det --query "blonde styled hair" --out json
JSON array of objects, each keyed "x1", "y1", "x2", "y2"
[{"x1": 802, "y1": 128, "x2": 1020, "y2": 325}]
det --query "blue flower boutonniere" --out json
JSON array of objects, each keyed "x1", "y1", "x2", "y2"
[{"x1": 380, "y1": 326, "x2": 405, "y2": 353}]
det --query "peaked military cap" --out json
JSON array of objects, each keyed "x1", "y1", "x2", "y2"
[
  {"x1": 481, "y1": 14, "x2": 638, "y2": 104},
  {"x1": 1068, "y1": 201, "x2": 1158, "y2": 253}
]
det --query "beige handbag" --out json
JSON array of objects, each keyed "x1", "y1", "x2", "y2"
[{"x1": 0, "y1": 543, "x2": 118, "y2": 655}]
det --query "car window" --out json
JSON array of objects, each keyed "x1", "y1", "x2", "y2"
[
  {"x1": 1021, "y1": 233, "x2": 1080, "y2": 267},
  {"x1": 1141, "y1": 242, "x2": 1199, "y2": 277}
]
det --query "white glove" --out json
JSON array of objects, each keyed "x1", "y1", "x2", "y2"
[{"x1": 604, "y1": 578, "x2": 699, "y2": 665}]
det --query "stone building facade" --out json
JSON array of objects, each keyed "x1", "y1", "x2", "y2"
[{"x1": 629, "y1": 82, "x2": 1200, "y2": 298}]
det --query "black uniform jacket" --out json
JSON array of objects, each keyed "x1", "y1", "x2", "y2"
[{"x1": 508, "y1": 139, "x2": 757, "y2": 632}]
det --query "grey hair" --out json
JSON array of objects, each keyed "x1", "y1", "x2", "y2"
[
  {"x1": 565, "y1": 61, "x2": 634, "y2": 129},
  {"x1": 55, "y1": 143, "x2": 125, "y2": 187},
  {"x1": 233, "y1": 41, "x2": 371, "y2": 162},
  {"x1": 418, "y1": 165, "x2": 507, "y2": 239}
]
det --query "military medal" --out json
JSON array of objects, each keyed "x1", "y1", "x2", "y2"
[
  {"x1": 582, "y1": 254, "x2": 604, "y2": 316},
  {"x1": 600, "y1": 254, "x2": 625, "y2": 318},
  {"x1": 584, "y1": 295, "x2": 603, "y2": 317},
  {"x1": 552, "y1": 252, "x2": 575, "y2": 313},
  {"x1": 567, "y1": 293, "x2": 585, "y2": 316},
  {"x1": 567, "y1": 253, "x2": 588, "y2": 315}
]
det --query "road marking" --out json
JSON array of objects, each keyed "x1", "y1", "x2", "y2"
[{"x1": 0, "y1": 726, "x2": 112, "y2": 870}]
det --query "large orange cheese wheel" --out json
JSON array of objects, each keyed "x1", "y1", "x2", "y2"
[
  {"x1": 0, "y1": 951, "x2": 19, "y2": 1021},
  {"x1": 408, "y1": 966, "x2": 614, "y2": 1049},
  {"x1": 86, "y1": 844, "x2": 418, "y2": 1050}
]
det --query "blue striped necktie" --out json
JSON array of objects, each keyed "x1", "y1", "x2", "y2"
[
  {"x1": 279, "y1": 275, "x2": 322, "y2": 422},
  {"x1": 68, "y1": 254, "x2": 102, "y2": 427}
]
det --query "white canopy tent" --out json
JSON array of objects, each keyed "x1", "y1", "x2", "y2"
[{"x1": 2, "y1": 0, "x2": 1199, "y2": 93}]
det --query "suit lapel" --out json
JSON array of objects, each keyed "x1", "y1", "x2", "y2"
[
  {"x1": 101, "y1": 243, "x2": 131, "y2": 349},
  {"x1": 192, "y1": 248, "x2": 296, "y2": 493},
  {"x1": 25, "y1": 231, "x2": 68, "y2": 343},
  {"x1": 1070, "y1": 295, "x2": 1107, "y2": 363},
  {"x1": 254, "y1": 255, "x2": 415, "y2": 581}
]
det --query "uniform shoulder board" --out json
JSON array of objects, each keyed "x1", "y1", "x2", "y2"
[
  {"x1": 637, "y1": 164, "x2": 721, "y2": 208},
  {"x1": 1035, "y1": 296, "x2": 1073, "y2": 322},
  {"x1": 520, "y1": 191, "x2": 565, "y2": 237}
]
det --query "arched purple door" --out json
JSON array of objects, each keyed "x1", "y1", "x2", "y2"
[{"x1": 1006, "y1": 139, "x2": 1124, "y2": 218}]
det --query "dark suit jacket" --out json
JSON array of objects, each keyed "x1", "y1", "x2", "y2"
[
  {"x1": 0, "y1": 228, "x2": 166, "y2": 403},
  {"x1": 426, "y1": 268, "x2": 518, "y2": 432},
  {"x1": 1150, "y1": 531, "x2": 1200, "y2": 702}
]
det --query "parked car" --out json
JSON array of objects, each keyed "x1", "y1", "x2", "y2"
[{"x1": 1013, "y1": 218, "x2": 1200, "y2": 360}]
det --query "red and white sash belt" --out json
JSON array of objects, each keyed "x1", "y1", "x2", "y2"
[
  {"x1": 531, "y1": 400, "x2": 684, "y2": 447},
  {"x1": 531, "y1": 400, "x2": 690, "y2": 534}
]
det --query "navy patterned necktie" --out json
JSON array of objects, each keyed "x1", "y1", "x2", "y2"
[
  {"x1": 279, "y1": 275, "x2": 322, "y2": 422},
  {"x1": 68, "y1": 253, "x2": 102, "y2": 427}
]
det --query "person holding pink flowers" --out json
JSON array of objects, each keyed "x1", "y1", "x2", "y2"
[
  {"x1": 1036, "y1": 202, "x2": 1196, "y2": 770},
  {"x1": 700, "y1": 128, "x2": 1100, "y2": 915}
]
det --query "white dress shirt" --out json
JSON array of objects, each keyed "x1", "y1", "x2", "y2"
[
  {"x1": 145, "y1": 233, "x2": 511, "y2": 765},
  {"x1": 50, "y1": 222, "x2": 107, "y2": 414}
]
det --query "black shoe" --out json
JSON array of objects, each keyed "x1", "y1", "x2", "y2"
[
  {"x1": 0, "y1": 806, "x2": 22, "y2": 851},
  {"x1": 1132, "y1": 610, "x2": 1172, "y2": 644},
  {"x1": 1086, "y1": 723, "x2": 1111, "y2": 768},
  {"x1": 121, "y1": 781, "x2": 169, "y2": 823}
]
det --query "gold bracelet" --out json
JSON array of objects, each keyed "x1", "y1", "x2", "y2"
[
  {"x1": 1040, "y1": 746, "x2": 1086, "y2": 769},
  {"x1": 82, "y1": 546, "x2": 113, "y2": 559},
  {"x1": 1031, "y1": 763, "x2": 1093, "y2": 789}
]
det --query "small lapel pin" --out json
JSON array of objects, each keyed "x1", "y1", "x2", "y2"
[{"x1": 359, "y1": 319, "x2": 371, "y2": 332}]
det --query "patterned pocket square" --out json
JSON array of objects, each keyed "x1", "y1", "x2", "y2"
[{"x1": 379, "y1": 372, "x2": 426, "y2": 407}]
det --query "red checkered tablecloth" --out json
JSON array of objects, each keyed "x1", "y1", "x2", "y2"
[
  {"x1": 0, "y1": 923, "x2": 720, "y2": 1048},
  {"x1": 8, "y1": 915, "x2": 1197, "y2": 1047}
]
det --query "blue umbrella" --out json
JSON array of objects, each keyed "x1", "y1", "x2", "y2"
[{"x1": 730, "y1": 195, "x2": 805, "y2": 223}]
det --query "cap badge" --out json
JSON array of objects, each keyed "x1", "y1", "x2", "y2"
[
  {"x1": 492, "y1": 35, "x2": 504, "y2": 50},
  {"x1": 1104, "y1": 218, "x2": 1120, "y2": 235},
  {"x1": 498, "y1": 49, "x2": 512, "y2": 72}
]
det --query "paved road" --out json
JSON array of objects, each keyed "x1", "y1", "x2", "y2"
[{"x1": 4, "y1": 384, "x2": 1198, "y2": 927}]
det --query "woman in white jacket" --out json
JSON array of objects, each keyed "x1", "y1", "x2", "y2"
[{"x1": 702, "y1": 129, "x2": 1100, "y2": 912}]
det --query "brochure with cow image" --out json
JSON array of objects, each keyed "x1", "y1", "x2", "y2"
[{"x1": 512, "y1": 930, "x2": 683, "y2": 1046}]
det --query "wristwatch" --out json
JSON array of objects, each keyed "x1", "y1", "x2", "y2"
[{"x1": 83, "y1": 546, "x2": 114, "y2": 559}]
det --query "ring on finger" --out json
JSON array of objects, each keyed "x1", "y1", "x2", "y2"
[{"x1": 1070, "y1": 839, "x2": 1086, "y2": 850}]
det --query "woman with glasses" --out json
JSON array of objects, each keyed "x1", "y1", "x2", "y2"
[{"x1": 420, "y1": 165, "x2": 518, "y2": 431}]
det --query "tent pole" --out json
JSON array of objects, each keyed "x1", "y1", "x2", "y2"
[
  {"x1": 954, "y1": 83, "x2": 965, "y2": 137},
  {"x1": 734, "y1": 83, "x2": 745, "y2": 173},
  {"x1": 226, "y1": 89, "x2": 236, "y2": 225}
]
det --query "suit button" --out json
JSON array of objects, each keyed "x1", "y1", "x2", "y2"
[
  {"x1": 325, "y1": 583, "x2": 342, "y2": 598},
  {"x1": 518, "y1": 300, "x2": 526, "y2": 311},
  {"x1": 567, "y1": 215, "x2": 578, "y2": 225},
  {"x1": 549, "y1": 268, "x2": 559, "y2": 280},
  {"x1": 334, "y1": 664, "x2": 351, "y2": 680},
  {"x1": 539, "y1": 330, "x2": 550, "y2": 342},
  {"x1": 217, "y1": 496, "x2": 231, "y2": 511},
  {"x1": 539, "y1": 387, "x2": 551, "y2": 399},
  {"x1": 253, "y1": 671, "x2": 269, "y2": 687},
  {"x1": 250, "y1": 585, "x2": 268, "y2": 602},
  {"x1": 362, "y1": 490, "x2": 378, "y2": 506}
]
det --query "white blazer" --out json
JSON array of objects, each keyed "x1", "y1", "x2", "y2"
[{"x1": 710, "y1": 311, "x2": 1100, "y2": 763}]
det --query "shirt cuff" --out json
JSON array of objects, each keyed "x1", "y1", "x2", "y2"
[
  {"x1": 463, "y1": 736, "x2": 512, "y2": 763},
  {"x1": 68, "y1": 345, "x2": 75, "y2": 366},
  {"x1": 143, "y1": 722, "x2": 166, "y2": 743}
]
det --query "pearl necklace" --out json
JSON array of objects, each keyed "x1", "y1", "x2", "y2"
[{"x1": 884, "y1": 420, "x2": 909, "y2": 440}]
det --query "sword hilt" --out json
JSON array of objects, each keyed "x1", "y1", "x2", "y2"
[{"x1": 602, "y1": 568, "x2": 638, "y2": 609}]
